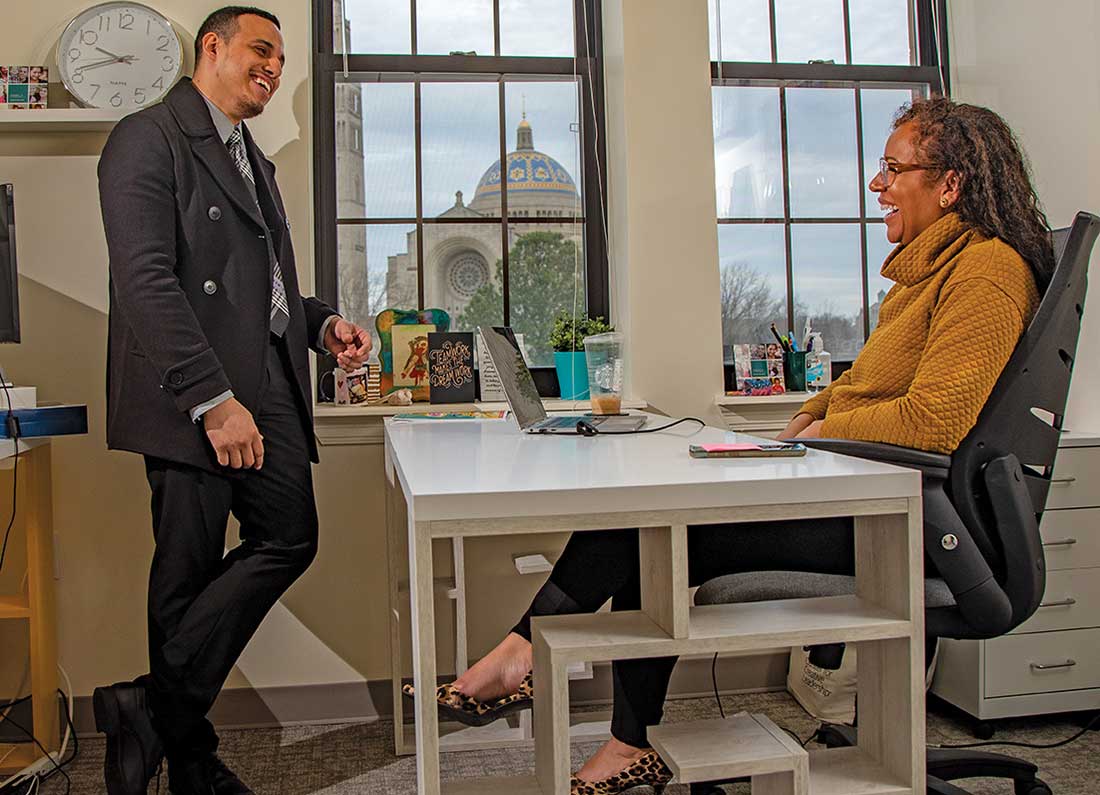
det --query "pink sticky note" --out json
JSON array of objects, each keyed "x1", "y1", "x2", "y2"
[{"x1": 701, "y1": 443, "x2": 762, "y2": 452}]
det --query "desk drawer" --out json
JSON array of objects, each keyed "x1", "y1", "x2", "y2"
[
  {"x1": 1041, "y1": 509, "x2": 1100, "y2": 570},
  {"x1": 1011, "y1": 569, "x2": 1100, "y2": 634},
  {"x1": 986, "y1": 628, "x2": 1100, "y2": 697},
  {"x1": 1045, "y1": 447, "x2": 1100, "y2": 509}
]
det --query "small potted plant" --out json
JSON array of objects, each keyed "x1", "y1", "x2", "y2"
[{"x1": 549, "y1": 312, "x2": 614, "y2": 400}]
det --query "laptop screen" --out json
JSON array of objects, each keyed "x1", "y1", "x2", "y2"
[{"x1": 478, "y1": 326, "x2": 548, "y2": 429}]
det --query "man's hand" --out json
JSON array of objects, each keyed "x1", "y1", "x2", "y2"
[
  {"x1": 203, "y1": 397, "x2": 264, "y2": 469},
  {"x1": 324, "y1": 318, "x2": 372, "y2": 371},
  {"x1": 795, "y1": 419, "x2": 825, "y2": 439}
]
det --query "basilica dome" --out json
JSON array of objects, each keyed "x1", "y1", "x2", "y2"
[{"x1": 469, "y1": 117, "x2": 580, "y2": 216}]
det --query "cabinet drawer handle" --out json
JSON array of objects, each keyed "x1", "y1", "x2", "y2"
[
  {"x1": 1030, "y1": 659, "x2": 1077, "y2": 671},
  {"x1": 1050, "y1": 476, "x2": 1077, "y2": 485},
  {"x1": 1038, "y1": 598, "x2": 1077, "y2": 608},
  {"x1": 1042, "y1": 537, "x2": 1078, "y2": 548}
]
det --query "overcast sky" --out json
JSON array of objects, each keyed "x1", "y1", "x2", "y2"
[{"x1": 336, "y1": 0, "x2": 919, "y2": 343}]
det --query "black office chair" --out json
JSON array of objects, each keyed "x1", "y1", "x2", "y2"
[{"x1": 690, "y1": 212, "x2": 1099, "y2": 795}]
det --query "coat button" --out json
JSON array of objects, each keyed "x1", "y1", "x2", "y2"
[
  {"x1": 203, "y1": 280, "x2": 217, "y2": 295},
  {"x1": 208, "y1": 206, "x2": 222, "y2": 221},
  {"x1": 170, "y1": 372, "x2": 184, "y2": 385}
]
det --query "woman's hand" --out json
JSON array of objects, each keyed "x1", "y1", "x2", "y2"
[
  {"x1": 795, "y1": 419, "x2": 825, "y2": 438},
  {"x1": 776, "y1": 412, "x2": 817, "y2": 440}
]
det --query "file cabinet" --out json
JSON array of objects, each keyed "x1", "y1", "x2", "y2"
[{"x1": 931, "y1": 431, "x2": 1100, "y2": 730}]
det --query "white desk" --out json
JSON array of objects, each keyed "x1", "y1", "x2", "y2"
[{"x1": 384, "y1": 415, "x2": 925, "y2": 794}]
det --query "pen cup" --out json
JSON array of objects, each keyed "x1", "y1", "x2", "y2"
[{"x1": 783, "y1": 351, "x2": 807, "y2": 392}]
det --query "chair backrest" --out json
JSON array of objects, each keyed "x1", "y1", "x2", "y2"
[{"x1": 945, "y1": 212, "x2": 1098, "y2": 620}]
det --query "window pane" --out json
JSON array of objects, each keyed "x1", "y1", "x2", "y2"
[
  {"x1": 787, "y1": 88, "x2": 859, "y2": 218},
  {"x1": 501, "y1": 0, "x2": 574, "y2": 57},
  {"x1": 416, "y1": 0, "x2": 493, "y2": 55},
  {"x1": 775, "y1": 0, "x2": 845, "y2": 64},
  {"x1": 861, "y1": 87, "x2": 920, "y2": 213},
  {"x1": 337, "y1": 0, "x2": 411, "y2": 54},
  {"x1": 791, "y1": 224, "x2": 863, "y2": 359},
  {"x1": 425, "y1": 223, "x2": 504, "y2": 335},
  {"x1": 849, "y1": 0, "x2": 913, "y2": 65},
  {"x1": 336, "y1": 82, "x2": 416, "y2": 220},
  {"x1": 717, "y1": 224, "x2": 787, "y2": 362},
  {"x1": 338, "y1": 224, "x2": 417, "y2": 352},
  {"x1": 504, "y1": 81, "x2": 584, "y2": 219},
  {"x1": 460, "y1": 222, "x2": 587, "y2": 367},
  {"x1": 421, "y1": 82, "x2": 501, "y2": 218},
  {"x1": 713, "y1": 86, "x2": 783, "y2": 218},
  {"x1": 708, "y1": 0, "x2": 772, "y2": 62},
  {"x1": 865, "y1": 222, "x2": 896, "y2": 332}
]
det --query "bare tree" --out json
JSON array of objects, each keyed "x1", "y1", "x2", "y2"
[{"x1": 720, "y1": 261, "x2": 784, "y2": 351}]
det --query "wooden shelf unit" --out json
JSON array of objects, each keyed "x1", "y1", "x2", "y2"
[{"x1": 0, "y1": 442, "x2": 60, "y2": 776}]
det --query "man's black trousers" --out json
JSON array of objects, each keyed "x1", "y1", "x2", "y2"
[{"x1": 142, "y1": 338, "x2": 318, "y2": 758}]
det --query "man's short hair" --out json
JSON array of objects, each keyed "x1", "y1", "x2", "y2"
[{"x1": 195, "y1": 6, "x2": 281, "y2": 63}]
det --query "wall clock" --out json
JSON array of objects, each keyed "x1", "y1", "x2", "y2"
[{"x1": 57, "y1": 2, "x2": 183, "y2": 110}]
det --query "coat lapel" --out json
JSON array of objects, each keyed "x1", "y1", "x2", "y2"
[{"x1": 163, "y1": 79, "x2": 266, "y2": 231}]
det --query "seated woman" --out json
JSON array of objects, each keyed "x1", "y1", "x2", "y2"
[{"x1": 405, "y1": 97, "x2": 1053, "y2": 794}]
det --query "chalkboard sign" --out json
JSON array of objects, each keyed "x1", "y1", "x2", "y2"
[{"x1": 428, "y1": 332, "x2": 476, "y2": 404}]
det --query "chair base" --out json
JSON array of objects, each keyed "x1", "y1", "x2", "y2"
[{"x1": 688, "y1": 722, "x2": 1053, "y2": 795}]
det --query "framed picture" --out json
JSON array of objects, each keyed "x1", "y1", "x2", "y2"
[
  {"x1": 375, "y1": 308, "x2": 450, "y2": 402},
  {"x1": 428, "y1": 332, "x2": 476, "y2": 404},
  {"x1": 728, "y1": 342, "x2": 786, "y2": 396}
]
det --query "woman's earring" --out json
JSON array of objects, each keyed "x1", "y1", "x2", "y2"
[{"x1": 940, "y1": 196, "x2": 949, "y2": 208}]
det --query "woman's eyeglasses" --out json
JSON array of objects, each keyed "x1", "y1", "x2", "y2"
[{"x1": 876, "y1": 157, "x2": 936, "y2": 187}]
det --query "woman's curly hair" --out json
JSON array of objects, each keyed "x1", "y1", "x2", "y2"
[{"x1": 894, "y1": 98, "x2": 1054, "y2": 288}]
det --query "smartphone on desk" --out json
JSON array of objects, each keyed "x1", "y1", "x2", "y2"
[{"x1": 689, "y1": 442, "x2": 806, "y2": 458}]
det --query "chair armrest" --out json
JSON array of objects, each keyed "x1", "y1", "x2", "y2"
[{"x1": 800, "y1": 438, "x2": 951, "y2": 476}]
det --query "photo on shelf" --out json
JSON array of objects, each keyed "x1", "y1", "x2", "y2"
[
  {"x1": 0, "y1": 66, "x2": 47, "y2": 109},
  {"x1": 728, "y1": 342, "x2": 786, "y2": 396}
]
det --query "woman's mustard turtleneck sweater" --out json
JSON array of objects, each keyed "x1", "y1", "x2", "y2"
[{"x1": 800, "y1": 213, "x2": 1040, "y2": 454}]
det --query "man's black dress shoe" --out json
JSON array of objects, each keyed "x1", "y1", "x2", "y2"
[
  {"x1": 168, "y1": 753, "x2": 252, "y2": 795},
  {"x1": 93, "y1": 681, "x2": 165, "y2": 795},
  {"x1": 207, "y1": 753, "x2": 253, "y2": 795},
  {"x1": 167, "y1": 755, "x2": 215, "y2": 795}
]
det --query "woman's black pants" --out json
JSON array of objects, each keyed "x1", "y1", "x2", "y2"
[{"x1": 511, "y1": 517, "x2": 854, "y2": 748}]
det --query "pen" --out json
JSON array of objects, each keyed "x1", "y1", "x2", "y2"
[
  {"x1": 788, "y1": 331, "x2": 798, "y2": 352},
  {"x1": 770, "y1": 323, "x2": 787, "y2": 349},
  {"x1": 802, "y1": 317, "x2": 812, "y2": 349}
]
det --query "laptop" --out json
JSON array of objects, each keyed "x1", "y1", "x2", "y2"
[{"x1": 478, "y1": 326, "x2": 647, "y2": 434}]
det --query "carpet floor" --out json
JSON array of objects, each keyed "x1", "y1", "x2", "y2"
[{"x1": 23, "y1": 692, "x2": 1098, "y2": 794}]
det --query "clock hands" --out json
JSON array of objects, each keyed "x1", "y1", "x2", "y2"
[{"x1": 75, "y1": 49, "x2": 139, "y2": 75}]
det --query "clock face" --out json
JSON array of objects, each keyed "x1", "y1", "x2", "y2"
[{"x1": 57, "y1": 2, "x2": 183, "y2": 111}]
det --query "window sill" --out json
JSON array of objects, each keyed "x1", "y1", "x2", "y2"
[
  {"x1": 313, "y1": 398, "x2": 649, "y2": 446},
  {"x1": 715, "y1": 392, "x2": 812, "y2": 406}
]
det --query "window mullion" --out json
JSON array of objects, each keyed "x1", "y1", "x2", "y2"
[
  {"x1": 498, "y1": 79, "x2": 510, "y2": 325},
  {"x1": 842, "y1": 0, "x2": 853, "y2": 64},
  {"x1": 778, "y1": 85, "x2": 794, "y2": 334},
  {"x1": 854, "y1": 85, "x2": 871, "y2": 341},
  {"x1": 414, "y1": 80, "x2": 425, "y2": 309}
]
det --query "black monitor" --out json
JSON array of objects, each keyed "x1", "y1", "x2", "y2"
[{"x1": 0, "y1": 184, "x2": 20, "y2": 343}]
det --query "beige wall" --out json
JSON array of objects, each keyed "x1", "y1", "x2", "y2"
[
  {"x1": 949, "y1": 0, "x2": 1100, "y2": 433},
  {"x1": 5, "y1": 0, "x2": 1096, "y2": 712}
]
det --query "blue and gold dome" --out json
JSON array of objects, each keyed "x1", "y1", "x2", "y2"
[{"x1": 472, "y1": 118, "x2": 578, "y2": 205}]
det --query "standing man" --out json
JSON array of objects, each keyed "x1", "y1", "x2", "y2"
[{"x1": 94, "y1": 8, "x2": 370, "y2": 794}]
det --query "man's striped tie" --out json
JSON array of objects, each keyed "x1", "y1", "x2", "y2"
[{"x1": 227, "y1": 126, "x2": 290, "y2": 337}]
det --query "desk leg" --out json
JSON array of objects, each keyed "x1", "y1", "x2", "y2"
[
  {"x1": 409, "y1": 516, "x2": 441, "y2": 795},
  {"x1": 533, "y1": 630, "x2": 570, "y2": 795},
  {"x1": 387, "y1": 461, "x2": 411, "y2": 756},
  {"x1": 638, "y1": 525, "x2": 689, "y2": 638},
  {"x1": 25, "y1": 444, "x2": 59, "y2": 759},
  {"x1": 853, "y1": 498, "x2": 925, "y2": 790}
]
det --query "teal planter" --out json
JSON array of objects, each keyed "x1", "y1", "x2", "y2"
[{"x1": 554, "y1": 351, "x2": 590, "y2": 400}]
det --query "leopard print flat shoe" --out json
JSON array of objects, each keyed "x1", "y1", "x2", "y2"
[
  {"x1": 401, "y1": 672, "x2": 533, "y2": 728},
  {"x1": 570, "y1": 750, "x2": 673, "y2": 794}
]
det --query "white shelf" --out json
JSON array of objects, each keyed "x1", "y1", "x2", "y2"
[
  {"x1": 808, "y1": 747, "x2": 910, "y2": 795},
  {"x1": 0, "y1": 108, "x2": 129, "y2": 132},
  {"x1": 649, "y1": 712, "x2": 806, "y2": 784},
  {"x1": 534, "y1": 595, "x2": 911, "y2": 666},
  {"x1": 717, "y1": 392, "x2": 813, "y2": 405}
]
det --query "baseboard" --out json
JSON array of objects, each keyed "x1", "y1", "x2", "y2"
[{"x1": 70, "y1": 650, "x2": 790, "y2": 735}]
